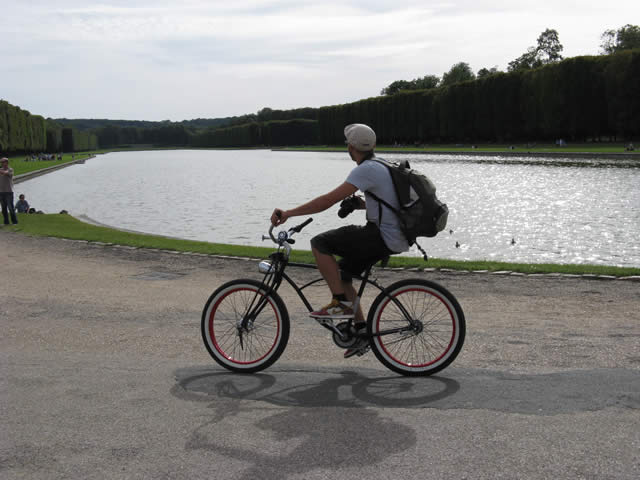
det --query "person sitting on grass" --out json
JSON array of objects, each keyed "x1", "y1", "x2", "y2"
[{"x1": 15, "y1": 194, "x2": 30, "y2": 214}]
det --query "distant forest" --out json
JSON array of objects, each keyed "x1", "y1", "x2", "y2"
[
  {"x1": 56, "y1": 107, "x2": 318, "y2": 132},
  {"x1": 1, "y1": 49, "x2": 638, "y2": 154}
]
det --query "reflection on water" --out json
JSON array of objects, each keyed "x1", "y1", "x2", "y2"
[{"x1": 16, "y1": 150, "x2": 640, "y2": 267}]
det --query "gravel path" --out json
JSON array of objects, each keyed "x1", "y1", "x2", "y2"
[{"x1": 2, "y1": 231, "x2": 639, "y2": 479}]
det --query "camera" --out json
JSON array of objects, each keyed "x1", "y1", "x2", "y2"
[{"x1": 338, "y1": 196, "x2": 360, "y2": 218}]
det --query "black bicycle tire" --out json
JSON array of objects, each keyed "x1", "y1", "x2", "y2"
[
  {"x1": 366, "y1": 278, "x2": 465, "y2": 376},
  {"x1": 201, "y1": 279, "x2": 290, "y2": 373}
]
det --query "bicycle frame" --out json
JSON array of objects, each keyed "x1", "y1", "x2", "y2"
[{"x1": 241, "y1": 222, "x2": 418, "y2": 340}]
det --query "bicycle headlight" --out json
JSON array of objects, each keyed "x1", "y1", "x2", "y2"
[{"x1": 258, "y1": 261, "x2": 274, "y2": 274}]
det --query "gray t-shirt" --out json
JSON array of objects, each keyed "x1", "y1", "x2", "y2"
[
  {"x1": 0, "y1": 167, "x2": 14, "y2": 193},
  {"x1": 346, "y1": 157, "x2": 410, "y2": 253}
]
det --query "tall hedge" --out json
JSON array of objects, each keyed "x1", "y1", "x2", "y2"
[
  {"x1": 318, "y1": 50, "x2": 640, "y2": 144},
  {"x1": 189, "y1": 119, "x2": 318, "y2": 148},
  {"x1": 0, "y1": 100, "x2": 95, "y2": 153},
  {"x1": 46, "y1": 120, "x2": 63, "y2": 152},
  {"x1": 0, "y1": 100, "x2": 46, "y2": 152}
]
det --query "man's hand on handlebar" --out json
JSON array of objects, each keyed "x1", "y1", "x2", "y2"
[{"x1": 271, "y1": 208, "x2": 289, "y2": 226}]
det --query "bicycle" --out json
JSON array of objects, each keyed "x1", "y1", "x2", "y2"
[{"x1": 201, "y1": 218, "x2": 465, "y2": 376}]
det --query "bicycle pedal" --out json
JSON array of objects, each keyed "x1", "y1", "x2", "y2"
[{"x1": 314, "y1": 317, "x2": 334, "y2": 327}]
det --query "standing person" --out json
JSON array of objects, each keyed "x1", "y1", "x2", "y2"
[
  {"x1": 15, "y1": 194, "x2": 30, "y2": 213},
  {"x1": 0, "y1": 157, "x2": 18, "y2": 225},
  {"x1": 270, "y1": 124, "x2": 409, "y2": 358}
]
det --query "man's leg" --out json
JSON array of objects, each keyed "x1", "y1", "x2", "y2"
[
  {"x1": 343, "y1": 282, "x2": 365, "y2": 324},
  {"x1": 311, "y1": 247, "x2": 344, "y2": 295},
  {"x1": 312, "y1": 247, "x2": 365, "y2": 323},
  {"x1": 0, "y1": 193, "x2": 10, "y2": 225},
  {"x1": 308, "y1": 247, "x2": 356, "y2": 318},
  {"x1": 7, "y1": 193, "x2": 17, "y2": 224}
]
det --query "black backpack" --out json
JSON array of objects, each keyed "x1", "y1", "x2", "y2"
[{"x1": 366, "y1": 157, "x2": 449, "y2": 247}]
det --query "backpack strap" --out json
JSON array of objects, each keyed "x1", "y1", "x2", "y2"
[
  {"x1": 366, "y1": 190, "x2": 399, "y2": 219},
  {"x1": 364, "y1": 157, "x2": 402, "y2": 223}
]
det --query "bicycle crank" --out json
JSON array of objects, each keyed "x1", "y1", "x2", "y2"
[{"x1": 332, "y1": 321, "x2": 359, "y2": 349}]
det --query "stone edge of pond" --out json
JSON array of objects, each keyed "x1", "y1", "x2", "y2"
[
  {"x1": 49, "y1": 236, "x2": 640, "y2": 281},
  {"x1": 273, "y1": 149, "x2": 640, "y2": 160}
]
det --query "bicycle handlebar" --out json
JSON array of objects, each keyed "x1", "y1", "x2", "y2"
[
  {"x1": 265, "y1": 217, "x2": 314, "y2": 246},
  {"x1": 290, "y1": 217, "x2": 313, "y2": 233}
]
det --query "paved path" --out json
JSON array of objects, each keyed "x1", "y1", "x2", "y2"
[{"x1": 1, "y1": 231, "x2": 639, "y2": 479}]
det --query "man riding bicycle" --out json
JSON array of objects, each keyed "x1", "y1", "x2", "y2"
[{"x1": 271, "y1": 123, "x2": 409, "y2": 357}]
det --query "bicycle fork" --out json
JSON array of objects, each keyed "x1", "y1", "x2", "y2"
[
  {"x1": 237, "y1": 272, "x2": 281, "y2": 348},
  {"x1": 236, "y1": 292, "x2": 273, "y2": 349}
]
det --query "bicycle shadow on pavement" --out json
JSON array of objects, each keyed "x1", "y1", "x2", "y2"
[
  {"x1": 172, "y1": 364, "x2": 460, "y2": 409},
  {"x1": 172, "y1": 364, "x2": 640, "y2": 414},
  {"x1": 170, "y1": 365, "x2": 639, "y2": 480}
]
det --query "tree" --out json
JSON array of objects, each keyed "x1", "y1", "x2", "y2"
[
  {"x1": 257, "y1": 107, "x2": 273, "y2": 121},
  {"x1": 381, "y1": 80, "x2": 410, "y2": 95},
  {"x1": 380, "y1": 75, "x2": 440, "y2": 95},
  {"x1": 440, "y1": 62, "x2": 475, "y2": 87},
  {"x1": 508, "y1": 28, "x2": 564, "y2": 71},
  {"x1": 508, "y1": 47, "x2": 539, "y2": 71},
  {"x1": 477, "y1": 66, "x2": 500, "y2": 79},
  {"x1": 412, "y1": 75, "x2": 440, "y2": 90},
  {"x1": 600, "y1": 24, "x2": 640, "y2": 54},
  {"x1": 536, "y1": 28, "x2": 564, "y2": 63}
]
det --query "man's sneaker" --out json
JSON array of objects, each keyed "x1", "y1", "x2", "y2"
[
  {"x1": 309, "y1": 299, "x2": 354, "y2": 319},
  {"x1": 344, "y1": 325, "x2": 370, "y2": 358}
]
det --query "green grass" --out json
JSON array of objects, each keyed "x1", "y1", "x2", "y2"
[
  {"x1": 8, "y1": 153, "x2": 95, "y2": 176},
  {"x1": 4, "y1": 214, "x2": 639, "y2": 277}
]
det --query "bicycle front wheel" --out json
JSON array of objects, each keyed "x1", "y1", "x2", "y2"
[
  {"x1": 201, "y1": 279, "x2": 289, "y2": 373},
  {"x1": 367, "y1": 279, "x2": 465, "y2": 376}
]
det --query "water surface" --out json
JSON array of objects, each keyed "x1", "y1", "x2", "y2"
[{"x1": 16, "y1": 150, "x2": 640, "y2": 267}]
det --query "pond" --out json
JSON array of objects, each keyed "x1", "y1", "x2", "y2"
[{"x1": 15, "y1": 149, "x2": 640, "y2": 267}]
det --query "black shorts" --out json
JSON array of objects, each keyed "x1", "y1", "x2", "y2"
[{"x1": 310, "y1": 223, "x2": 393, "y2": 280}]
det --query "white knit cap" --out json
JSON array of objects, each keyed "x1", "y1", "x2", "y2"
[{"x1": 344, "y1": 124, "x2": 376, "y2": 151}]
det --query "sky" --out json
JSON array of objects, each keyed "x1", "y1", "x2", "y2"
[{"x1": 2, "y1": 0, "x2": 639, "y2": 122}]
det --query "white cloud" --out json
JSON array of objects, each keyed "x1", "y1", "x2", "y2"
[{"x1": 2, "y1": 0, "x2": 638, "y2": 120}]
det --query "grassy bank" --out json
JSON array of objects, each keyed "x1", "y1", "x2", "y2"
[
  {"x1": 9, "y1": 153, "x2": 95, "y2": 176},
  {"x1": 4, "y1": 214, "x2": 639, "y2": 277}
]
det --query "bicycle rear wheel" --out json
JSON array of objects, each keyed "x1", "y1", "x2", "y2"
[
  {"x1": 201, "y1": 279, "x2": 289, "y2": 373},
  {"x1": 367, "y1": 279, "x2": 465, "y2": 376}
]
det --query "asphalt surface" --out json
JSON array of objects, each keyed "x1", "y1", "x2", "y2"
[{"x1": 1, "y1": 231, "x2": 639, "y2": 479}]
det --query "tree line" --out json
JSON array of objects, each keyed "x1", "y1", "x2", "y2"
[
  {"x1": 0, "y1": 100, "x2": 47, "y2": 152},
  {"x1": 1, "y1": 100, "x2": 99, "y2": 153},
  {"x1": 58, "y1": 107, "x2": 319, "y2": 150},
  {"x1": 93, "y1": 43, "x2": 638, "y2": 150},
  {"x1": 0, "y1": 100, "x2": 318, "y2": 152},
  {"x1": 318, "y1": 49, "x2": 639, "y2": 144},
  {"x1": 86, "y1": 25, "x2": 640, "y2": 147},
  {"x1": 88, "y1": 117, "x2": 318, "y2": 149}
]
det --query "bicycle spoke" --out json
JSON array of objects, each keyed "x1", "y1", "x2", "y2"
[
  {"x1": 372, "y1": 283, "x2": 461, "y2": 371},
  {"x1": 206, "y1": 285, "x2": 282, "y2": 365}
]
